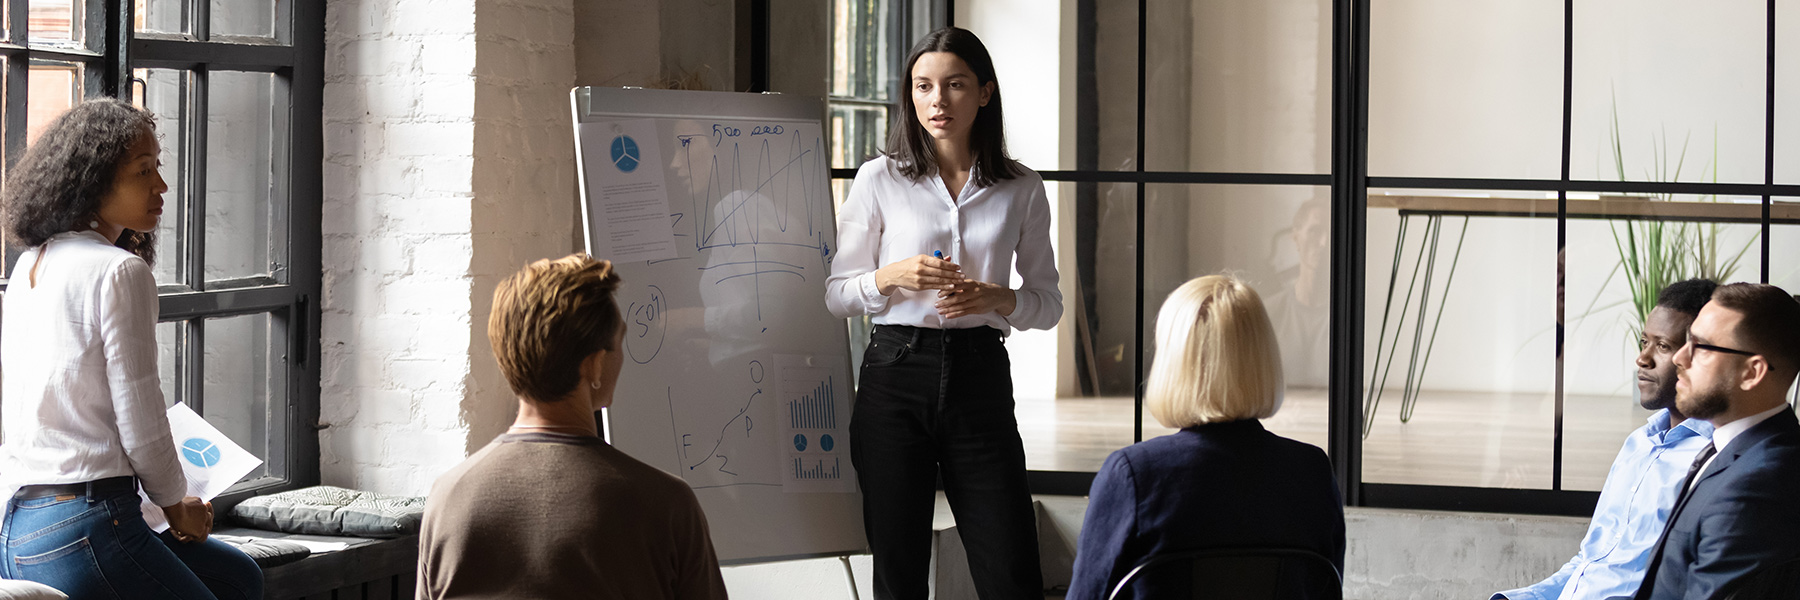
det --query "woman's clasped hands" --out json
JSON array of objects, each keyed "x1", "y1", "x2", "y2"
[{"x1": 874, "y1": 254, "x2": 1016, "y2": 318}]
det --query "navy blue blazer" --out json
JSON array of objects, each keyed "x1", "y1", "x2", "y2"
[
  {"x1": 1066, "y1": 419, "x2": 1345, "y2": 600},
  {"x1": 1635, "y1": 407, "x2": 1800, "y2": 600}
]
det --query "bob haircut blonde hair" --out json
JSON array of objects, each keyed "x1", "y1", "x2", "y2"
[
  {"x1": 488, "y1": 254, "x2": 623, "y2": 403},
  {"x1": 1145, "y1": 274, "x2": 1284, "y2": 428}
]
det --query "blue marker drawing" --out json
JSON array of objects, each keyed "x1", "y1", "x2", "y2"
[
  {"x1": 820, "y1": 434, "x2": 835, "y2": 452},
  {"x1": 793, "y1": 434, "x2": 808, "y2": 452}
]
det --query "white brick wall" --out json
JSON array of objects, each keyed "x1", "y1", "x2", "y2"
[{"x1": 323, "y1": 0, "x2": 573, "y2": 496}]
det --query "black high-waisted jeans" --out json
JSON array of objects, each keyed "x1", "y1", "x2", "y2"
[{"x1": 851, "y1": 324, "x2": 1042, "y2": 600}]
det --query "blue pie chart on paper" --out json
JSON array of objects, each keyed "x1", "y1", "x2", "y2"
[
  {"x1": 181, "y1": 438, "x2": 221, "y2": 468},
  {"x1": 820, "y1": 434, "x2": 835, "y2": 452},
  {"x1": 793, "y1": 434, "x2": 808, "y2": 452},
  {"x1": 610, "y1": 135, "x2": 641, "y2": 173}
]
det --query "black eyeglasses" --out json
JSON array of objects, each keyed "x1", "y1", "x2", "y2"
[{"x1": 1693, "y1": 342, "x2": 1758, "y2": 357}]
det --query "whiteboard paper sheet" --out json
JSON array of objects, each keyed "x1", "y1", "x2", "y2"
[
  {"x1": 777, "y1": 354, "x2": 855, "y2": 493},
  {"x1": 579, "y1": 118, "x2": 677, "y2": 263}
]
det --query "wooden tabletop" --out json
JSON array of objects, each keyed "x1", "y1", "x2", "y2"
[{"x1": 1368, "y1": 195, "x2": 1800, "y2": 224}]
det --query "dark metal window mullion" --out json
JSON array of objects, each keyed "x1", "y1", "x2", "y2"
[
  {"x1": 1330, "y1": 0, "x2": 1371, "y2": 507},
  {"x1": 1132, "y1": 0, "x2": 1146, "y2": 445},
  {"x1": 2, "y1": 48, "x2": 27, "y2": 168},
  {"x1": 187, "y1": 67, "x2": 208, "y2": 291},
  {"x1": 1764, "y1": 0, "x2": 1775, "y2": 283},
  {"x1": 1553, "y1": 0, "x2": 1575, "y2": 493}
]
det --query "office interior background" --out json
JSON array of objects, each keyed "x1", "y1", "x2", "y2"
[{"x1": 0, "y1": 0, "x2": 1797, "y2": 597}]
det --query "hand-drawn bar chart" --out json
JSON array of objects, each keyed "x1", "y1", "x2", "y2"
[
  {"x1": 788, "y1": 376, "x2": 836, "y2": 430},
  {"x1": 793, "y1": 456, "x2": 842, "y2": 480},
  {"x1": 778, "y1": 354, "x2": 854, "y2": 493}
]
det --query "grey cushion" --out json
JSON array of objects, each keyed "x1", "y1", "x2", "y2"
[
  {"x1": 0, "y1": 580, "x2": 67, "y2": 600},
  {"x1": 212, "y1": 535, "x2": 312, "y2": 569},
  {"x1": 229, "y1": 486, "x2": 426, "y2": 538}
]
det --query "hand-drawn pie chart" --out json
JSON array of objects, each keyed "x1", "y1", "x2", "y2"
[
  {"x1": 181, "y1": 438, "x2": 222, "y2": 468},
  {"x1": 610, "y1": 135, "x2": 641, "y2": 173}
]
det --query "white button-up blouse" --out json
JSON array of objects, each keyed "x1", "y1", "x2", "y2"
[
  {"x1": 1, "y1": 230, "x2": 188, "y2": 506},
  {"x1": 826, "y1": 155, "x2": 1062, "y2": 334}
]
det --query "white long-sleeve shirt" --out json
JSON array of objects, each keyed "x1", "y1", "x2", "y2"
[
  {"x1": 826, "y1": 155, "x2": 1062, "y2": 333},
  {"x1": 1, "y1": 230, "x2": 187, "y2": 506}
]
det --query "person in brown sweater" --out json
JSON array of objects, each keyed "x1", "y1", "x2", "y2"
[{"x1": 416, "y1": 254, "x2": 729, "y2": 600}]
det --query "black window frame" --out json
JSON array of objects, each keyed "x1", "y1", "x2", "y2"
[
  {"x1": 802, "y1": 0, "x2": 1798, "y2": 516},
  {"x1": 0, "y1": 0, "x2": 322, "y2": 507}
]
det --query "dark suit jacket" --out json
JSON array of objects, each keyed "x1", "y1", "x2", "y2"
[
  {"x1": 1066, "y1": 419, "x2": 1345, "y2": 600},
  {"x1": 1636, "y1": 408, "x2": 1800, "y2": 600}
]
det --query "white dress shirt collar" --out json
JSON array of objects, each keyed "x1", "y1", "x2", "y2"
[{"x1": 1710, "y1": 403, "x2": 1792, "y2": 454}]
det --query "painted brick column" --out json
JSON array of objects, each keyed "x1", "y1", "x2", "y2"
[{"x1": 320, "y1": 0, "x2": 575, "y2": 495}]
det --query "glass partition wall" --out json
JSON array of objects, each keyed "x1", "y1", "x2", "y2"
[{"x1": 804, "y1": 0, "x2": 1798, "y2": 515}]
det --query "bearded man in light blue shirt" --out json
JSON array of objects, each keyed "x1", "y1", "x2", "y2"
[{"x1": 1494, "y1": 279, "x2": 1718, "y2": 600}]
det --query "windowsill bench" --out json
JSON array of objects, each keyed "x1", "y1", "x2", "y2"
[{"x1": 214, "y1": 527, "x2": 417, "y2": 600}]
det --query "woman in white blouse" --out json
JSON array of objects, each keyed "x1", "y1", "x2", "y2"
[
  {"x1": 826, "y1": 27, "x2": 1061, "y2": 600},
  {"x1": 0, "y1": 99, "x2": 261, "y2": 598}
]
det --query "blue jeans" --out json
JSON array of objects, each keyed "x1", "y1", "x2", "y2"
[{"x1": 1, "y1": 488, "x2": 263, "y2": 600}]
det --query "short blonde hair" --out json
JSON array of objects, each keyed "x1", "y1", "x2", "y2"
[
  {"x1": 1145, "y1": 274, "x2": 1284, "y2": 428},
  {"x1": 488, "y1": 254, "x2": 622, "y2": 403}
]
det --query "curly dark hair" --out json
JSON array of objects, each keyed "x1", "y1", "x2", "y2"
[{"x1": 2, "y1": 98, "x2": 159, "y2": 264}]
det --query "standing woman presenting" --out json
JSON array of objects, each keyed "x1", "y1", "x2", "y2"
[
  {"x1": 826, "y1": 27, "x2": 1061, "y2": 600},
  {"x1": 0, "y1": 99, "x2": 262, "y2": 598}
]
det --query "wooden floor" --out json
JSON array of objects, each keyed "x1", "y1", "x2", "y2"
[{"x1": 1015, "y1": 387, "x2": 1654, "y2": 491}]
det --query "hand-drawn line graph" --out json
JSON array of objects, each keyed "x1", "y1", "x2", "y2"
[
  {"x1": 676, "y1": 125, "x2": 835, "y2": 322},
  {"x1": 669, "y1": 360, "x2": 780, "y2": 489}
]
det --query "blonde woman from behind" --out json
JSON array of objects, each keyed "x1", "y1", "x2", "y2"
[{"x1": 1066, "y1": 275, "x2": 1344, "y2": 600}]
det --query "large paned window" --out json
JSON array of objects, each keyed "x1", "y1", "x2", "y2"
[
  {"x1": 814, "y1": 0, "x2": 1799, "y2": 515},
  {"x1": 0, "y1": 0, "x2": 322, "y2": 500}
]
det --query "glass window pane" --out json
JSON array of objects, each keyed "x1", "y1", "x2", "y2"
[
  {"x1": 28, "y1": 0, "x2": 79, "y2": 47},
  {"x1": 135, "y1": 0, "x2": 185, "y2": 34},
  {"x1": 1017, "y1": 181, "x2": 1136, "y2": 472},
  {"x1": 135, "y1": 68, "x2": 188, "y2": 286},
  {"x1": 1369, "y1": 0, "x2": 1563, "y2": 179},
  {"x1": 960, "y1": 0, "x2": 1133, "y2": 172},
  {"x1": 1363, "y1": 189, "x2": 1557, "y2": 489},
  {"x1": 1143, "y1": 0, "x2": 1329, "y2": 174},
  {"x1": 1776, "y1": 1, "x2": 1800, "y2": 185},
  {"x1": 204, "y1": 71, "x2": 275, "y2": 283},
  {"x1": 827, "y1": 104, "x2": 885, "y2": 170},
  {"x1": 156, "y1": 321, "x2": 181, "y2": 408},
  {"x1": 202, "y1": 312, "x2": 281, "y2": 482},
  {"x1": 211, "y1": 0, "x2": 276, "y2": 38},
  {"x1": 1571, "y1": 0, "x2": 1766, "y2": 184},
  {"x1": 1133, "y1": 185, "x2": 1331, "y2": 453},
  {"x1": 828, "y1": 0, "x2": 898, "y2": 101},
  {"x1": 1564, "y1": 196, "x2": 1765, "y2": 491},
  {"x1": 26, "y1": 62, "x2": 81, "y2": 147},
  {"x1": 1775, "y1": 200, "x2": 1800, "y2": 405}
]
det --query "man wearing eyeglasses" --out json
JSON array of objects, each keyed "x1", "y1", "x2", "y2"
[
  {"x1": 1634, "y1": 282, "x2": 1800, "y2": 600},
  {"x1": 1494, "y1": 279, "x2": 1717, "y2": 600}
]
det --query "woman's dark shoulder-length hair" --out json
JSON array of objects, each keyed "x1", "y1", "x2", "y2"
[
  {"x1": 2, "y1": 98, "x2": 159, "y2": 264},
  {"x1": 883, "y1": 27, "x2": 1024, "y2": 188}
]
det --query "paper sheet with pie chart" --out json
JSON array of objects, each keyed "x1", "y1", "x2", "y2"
[
  {"x1": 577, "y1": 118, "x2": 676, "y2": 263},
  {"x1": 138, "y1": 403, "x2": 264, "y2": 532}
]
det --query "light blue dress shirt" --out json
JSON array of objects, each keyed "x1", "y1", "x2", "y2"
[{"x1": 1494, "y1": 409, "x2": 1714, "y2": 600}]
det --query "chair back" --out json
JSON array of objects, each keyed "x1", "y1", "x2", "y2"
[
  {"x1": 1727, "y1": 555, "x2": 1800, "y2": 600},
  {"x1": 1106, "y1": 547, "x2": 1342, "y2": 600}
]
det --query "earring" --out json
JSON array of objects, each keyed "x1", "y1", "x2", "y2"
[{"x1": 89, "y1": 218, "x2": 100, "y2": 229}]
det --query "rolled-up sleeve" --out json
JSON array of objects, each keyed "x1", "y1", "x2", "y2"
[
  {"x1": 98, "y1": 256, "x2": 187, "y2": 506},
  {"x1": 1002, "y1": 177, "x2": 1062, "y2": 331},
  {"x1": 825, "y1": 164, "x2": 891, "y2": 319}
]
